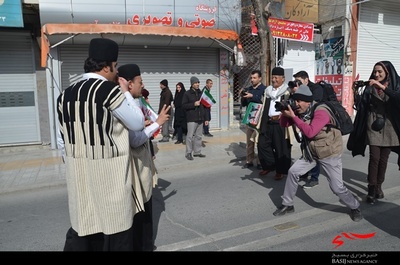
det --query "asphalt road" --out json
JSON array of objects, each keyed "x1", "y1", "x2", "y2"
[{"x1": 1, "y1": 136, "x2": 399, "y2": 262}]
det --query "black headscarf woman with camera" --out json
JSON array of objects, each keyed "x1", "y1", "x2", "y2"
[{"x1": 347, "y1": 60, "x2": 400, "y2": 204}]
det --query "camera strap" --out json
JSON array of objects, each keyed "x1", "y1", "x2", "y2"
[{"x1": 292, "y1": 125, "x2": 302, "y2": 143}]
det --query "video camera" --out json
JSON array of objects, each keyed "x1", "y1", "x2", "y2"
[
  {"x1": 275, "y1": 98, "x2": 299, "y2": 111},
  {"x1": 288, "y1": 80, "x2": 302, "y2": 89},
  {"x1": 353, "y1": 80, "x2": 370, "y2": 89}
]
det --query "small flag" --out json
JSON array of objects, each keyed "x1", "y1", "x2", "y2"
[
  {"x1": 200, "y1": 88, "x2": 216, "y2": 108},
  {"x1": 139, "y1": 97, "x2": 160, "y2": 137},
  {"x1": 139, "y1": 97, "x2": 158, "y2": 122},
  {"x1": 241, "y1": 102, "x2": 262, "y2": 128}
]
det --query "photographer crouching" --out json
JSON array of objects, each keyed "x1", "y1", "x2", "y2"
[{"x1": 272, "y1": 84, "x2": 363, "y2": 222}]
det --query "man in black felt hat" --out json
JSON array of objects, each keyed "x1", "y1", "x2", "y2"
[
  {"x1": 118, "y1": 63, "x2": 170, "y2": 251},
  {"x1": 58, "y1": 38, "x2": 148, "y2": 251},
  {"x1": 254, "y1": 67, "x2": 292, "y2": 181}
]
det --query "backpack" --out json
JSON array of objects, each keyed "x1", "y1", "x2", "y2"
[
  {"x1": 312, "y1": 101, "x2": 354, "y2": 135},
  {"x1": 318, "y1": 80, "x2": 338, "y2": 102}
]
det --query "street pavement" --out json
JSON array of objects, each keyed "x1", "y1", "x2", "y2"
[
  {"x1": 1, "y1": 126, "x2": 400, "y2": 257},
  {"x1": 0, "y1": 127, "x2": 249, "y2": 195}
]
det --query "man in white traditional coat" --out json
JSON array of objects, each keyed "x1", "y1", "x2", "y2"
[{"x1": 58, "y1": 38, "x2": 146, "y2": 251}]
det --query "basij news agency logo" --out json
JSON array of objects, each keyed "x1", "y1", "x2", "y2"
[
  {"x1": 331, "y1": 253, "x2": 379, "y2": 264},
  {"x1": 332, "y1": 232, "x2": 376, "y2": 249}
]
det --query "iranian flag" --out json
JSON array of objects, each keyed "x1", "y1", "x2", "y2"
[
  {"x1": 139, "y1": 96, "x2": 160, "y2": 137},
  {"x1": 200, "y1": 88, "x2": 216, "y2": 108}
]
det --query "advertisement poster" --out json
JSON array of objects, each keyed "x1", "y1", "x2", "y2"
[
  {"x1": 268, "y1": 17, "x2": 314, "y2": 43},
  {"x1": 315, "y1": 36, "x2": 345, "y2": 102}
]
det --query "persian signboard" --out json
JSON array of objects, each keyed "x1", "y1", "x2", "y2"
[{"x1": 268, "y1": 17, "x2": 314, "y2": 43}]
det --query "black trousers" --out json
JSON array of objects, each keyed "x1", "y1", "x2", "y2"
[
  {"x1": 132, "y1": 198, "x2": 154, "y2": 251},
  {"x1": 368, "y1": 145, "x2": 391, "y2": 186},
  {"x1": 258, "y1": 121, "x2": 291, "y2": 174},
  {"x1": 64, "y1": 222, "x2": 135, "y2": 251},
  {"x1": 64, "y1": 198, "x2": 154, "y2": 252}
]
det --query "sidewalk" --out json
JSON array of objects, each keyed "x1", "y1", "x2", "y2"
[{"x1": 0, "y1": 126, "x2": 256, "y2": 195}]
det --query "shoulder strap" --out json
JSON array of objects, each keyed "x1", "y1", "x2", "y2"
[{"x1": 311, "y1": 102, "x2": 338, "y2": 130}]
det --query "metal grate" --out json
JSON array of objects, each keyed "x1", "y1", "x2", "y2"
[
  {"x1": 233, "y1": 4, "x2": 262, "y2": 105},
  {"x1": 233, "y1": 27, "x2": 261, "y2": 104}
]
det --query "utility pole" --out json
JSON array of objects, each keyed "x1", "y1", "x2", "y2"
[{"x1": 251, "y1": 0, "x2": 275, "y2": 85}]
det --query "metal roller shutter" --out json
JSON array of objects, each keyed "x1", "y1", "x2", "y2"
[
  {"x1": 59, "y1": 45, "x2": 221, "y2": 129},
  {"x1": 357, "y1": 0, "x2": 400, "y2": 80},
  {"x1": 0, "y1": 31, "x2": 40, "y2": 145}
]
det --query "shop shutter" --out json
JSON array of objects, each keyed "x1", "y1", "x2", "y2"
[
  {"x1": 60, "y1": 45, "x2": 221, "y2": 129},
  {"x1": 0, "y1": 31, "x2": 40, "y2": 145},
  {"x1": 357, "y1": 0, "x2": 400, "y2": 80}
]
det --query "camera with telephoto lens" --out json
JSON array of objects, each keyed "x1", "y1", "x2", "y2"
[
  {"x1": 275, "y1": 98, "x2": 299, "y2": 111},
  {"x1": 353, "y1": 80, "x2": 370, "y2": 89},
  {"x1": 288, "y1": 80, "x2": 302, "y2": 89}
]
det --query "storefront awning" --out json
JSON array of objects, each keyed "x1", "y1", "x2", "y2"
[{"x1": 41, "y1": 23, "x2": 239, "y2": 67}]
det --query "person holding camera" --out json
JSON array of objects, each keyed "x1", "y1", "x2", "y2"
[
  {"x1": 292, "y1": 71, "x2": 325, "y2": 188},
  {"x1": 347, "y1": 61, "x2": 400, "y2": 204},
  {"x1": 254, "y1": 67, "x2": 292, "y2": 180},
  {"x1": 273, "y1": 84, "x2": 363, "y2": 222},
  {"x1": 293, "y1": 70, "x2": 326, "y2": 101},
  {"x1": 240, "y1": 70, "x2": 266, "y2": 169}
]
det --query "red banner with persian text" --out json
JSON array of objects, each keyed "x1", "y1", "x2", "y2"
[{"x1": 268, "y1": 17, "x2": 314, "y2": 43}]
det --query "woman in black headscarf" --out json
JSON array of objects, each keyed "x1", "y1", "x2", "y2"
[
  {"x1": 347, "y1": 61, "x2": 400, "y2": 204},
  {"x1": 172, "y1": 82, "x2": 187, "y2": 144}
]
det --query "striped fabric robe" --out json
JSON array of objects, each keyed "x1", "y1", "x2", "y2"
[{"x1": 58, "y1": 78, "x2": 144, "y2": 236}]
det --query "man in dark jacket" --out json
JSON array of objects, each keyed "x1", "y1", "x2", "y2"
[
  {"x1": 293, "y1": 70, "x2": 325, "y2": 102},
  {"x1": 202, "y1": 79, "x2": 214, "y2": 137},
  {"x1": 158, "y1": 79, "x2": 174, "y2": 142},
  {"x1": 182, "y1": 76, "x2": 208, "y2": 160}
]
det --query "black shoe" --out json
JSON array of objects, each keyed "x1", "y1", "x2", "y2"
[
  {"x1": 299, "y1": 174, "x2": 309, "y2": 182},
  {"x1": 366, "y1": 195, "x2": 376, "y2": 204},
  {"x1": 193, "y1": 153, "x2": 206, "y2": 158},
  {"x1": 375, "y1": 185, "x2": 384, "y2": 199},
  {"x1": 159, "y1": 139, "x2": 169, "y2": 143},
  {"x1": 204, "y1": 133, "x2": 213, "y2": 137},
  {"x1": 174, "y1": 141, "x2": 182, "y2": 144},
  {"x1": 350, "y1": 208, "x2": 363, "y2": 222},
  {"x1": 185, "y1": 154, "x2": 193, "y2": 160},
  {"x1": 242, "y1": 163, "x2": 254, "y2": 169},
  {"x1": 273, "y1": 205, "x2": 294, "y2": 216}
]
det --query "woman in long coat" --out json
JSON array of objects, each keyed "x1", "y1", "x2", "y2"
[
  {"x1": 173, "y1": 82, "x2": 187, "y2": 144},
  {"x1": 347, "y1": 61, "x2": 400, "y2": 204}
]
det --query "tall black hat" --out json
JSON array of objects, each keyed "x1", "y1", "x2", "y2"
[{"x1": 88, "y1": 38, "x2": 119, "y2": 62}]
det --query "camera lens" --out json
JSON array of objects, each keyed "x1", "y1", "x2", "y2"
[{"x1": 288, "y1": 80, "x2": 301, "y2": 88}]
